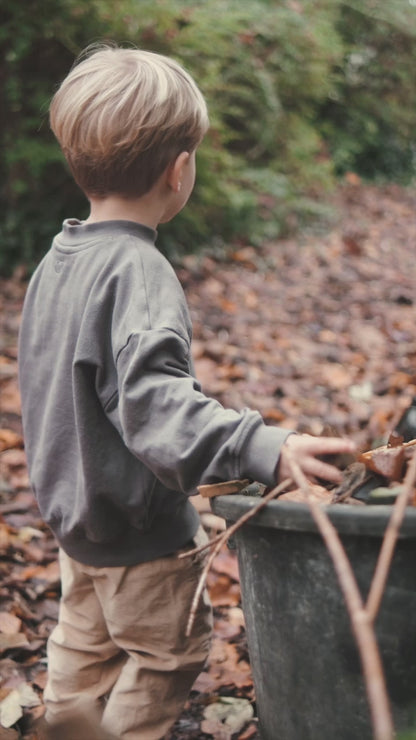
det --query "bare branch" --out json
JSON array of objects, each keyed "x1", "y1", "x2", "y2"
[{"x1": 366, "y1": 449, "x2": 416, "y2": 622}]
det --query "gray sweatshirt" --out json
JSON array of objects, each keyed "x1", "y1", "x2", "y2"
[{"x1": 18, "y1": 219, "x2": 290, "y2": 566}]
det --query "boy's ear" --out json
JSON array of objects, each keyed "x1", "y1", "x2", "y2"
[{"x1": 166, "y1": 151, "x2": 190, "y2": 193}]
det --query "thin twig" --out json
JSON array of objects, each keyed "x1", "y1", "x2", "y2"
[
  {"x1": 185, "y1": 478, "x2": 292, "y2": 637},
  {"x1": 366, "y1": 448, "x2": 416, "y2": 622},
  {"x1": 285, "y1": 451, "x2": 394, "y2": 740},
  {"x1": 179, "y1": 528, "x2": 232, "y2": 560},
  {"x1": 180, "y1": 483, "x2": 286, "y2": 561}
]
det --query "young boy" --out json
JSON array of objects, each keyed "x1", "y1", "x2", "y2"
[{"x1": 18, "y1": 45, "x2": 355, "y2": 739}]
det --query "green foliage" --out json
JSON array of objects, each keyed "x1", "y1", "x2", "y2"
[
  {"x1": 0, "y1": 0, "x2": 107, "y2": 273},
  {"x1": 1, "y1": 0, "x2": 415, "y2": 274},
  {"x1": 123, "y1": 0, "x2": 342, "y2": 254},
  {"x1": 319, "y1": 2, "x2": 416, "y2": 180}
]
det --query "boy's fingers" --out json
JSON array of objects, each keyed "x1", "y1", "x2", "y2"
[
  {"x1": 280, "y1": 453, "x2": 344, "y2": 484},
  {"x1": 303, "y1": 437, "x2": 357, "y2": 455},
  {"x1": 279, "y1": 435, "x2": 356, "y2": 484},
  {"x1": 302, "y1": 458, "x2": 344, "y2": 484},
  {"x1": 285, "y1": 435, "x2": 356, "y2": 456}
]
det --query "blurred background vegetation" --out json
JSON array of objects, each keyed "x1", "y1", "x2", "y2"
[{"x1": 1, "y1": 0, "x2": 416, "y2": 274}]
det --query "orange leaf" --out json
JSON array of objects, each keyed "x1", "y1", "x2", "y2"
[
  {"x1": 207, "y1": 573, "x2": 241, "y2": 607},
  {"x1": 263, "y1": 408, "x2": 285, "y2": 423},
  {"x1": 19, "y1": 560, "x2": 60, "y2": 584},
  {"x1": 278, "y1": 483, "x2": 332, "y2": 504},
  {"x1": 0, "y1": 429, "x2": 23, "y2": 453},
  {"x1": 194, "y1": 638, "x2": 252, "y2": 693},
  {"x1": 212, "y1": 549, "x2": 240, "y2": 582},
  {"x1": 359, "y1": 445, "x2": 405, "y2": 480}
]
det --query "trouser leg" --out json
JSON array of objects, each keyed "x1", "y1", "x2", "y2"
[
  {"x1": 43, "y1": 550, "x2": 124, "y2": 724},
  {"x1": 99, "y1": 529, "x2": 212, "y2": 739}
]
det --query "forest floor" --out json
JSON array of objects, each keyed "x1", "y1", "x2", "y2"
[{"x1": 0, "y1": 181, "x2": 416, "y2": 739}]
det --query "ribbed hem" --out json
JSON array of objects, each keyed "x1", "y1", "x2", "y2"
[{"x1": 58, "y1": 501, "x2": 199, "y2": 568}]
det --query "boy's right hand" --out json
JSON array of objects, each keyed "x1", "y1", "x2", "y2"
[{"x1": 277, "y1": 433, "x2": 356, "y2": 485}]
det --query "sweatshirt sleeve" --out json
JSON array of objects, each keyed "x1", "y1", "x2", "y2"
[{"x1": 115, "y1": 327, "x2": 291, "y2": 495}]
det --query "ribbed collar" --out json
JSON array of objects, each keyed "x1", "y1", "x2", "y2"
[{"x1": 57, "y1": 218, "x2": 157, "y2": 249}]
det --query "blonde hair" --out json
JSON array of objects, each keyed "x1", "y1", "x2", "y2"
[{"x1": 49, "y1": 44, "x2": 209, "y2": 198}]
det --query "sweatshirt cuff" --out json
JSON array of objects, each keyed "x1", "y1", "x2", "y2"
[{"x1": 240, "y1": 423, "x2": 294, "y2": 488}]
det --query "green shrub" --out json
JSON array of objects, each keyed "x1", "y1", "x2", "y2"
[
  {"x1": 319, "y1": 2, "x2": 416, "y2": 180},
  {"x1": 0, "y1": 0, "x2": 107, "y2": 274}
]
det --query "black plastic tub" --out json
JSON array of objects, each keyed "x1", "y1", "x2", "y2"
[{"x1": 212, "y1": 495, "x2": 416, "y2": 740}]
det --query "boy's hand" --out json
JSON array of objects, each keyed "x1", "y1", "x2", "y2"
[{"x1": 278, "y1": 434, "x2": 356, "y2": 485}]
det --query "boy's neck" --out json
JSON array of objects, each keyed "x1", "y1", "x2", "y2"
[
  {"x1": 85, "y1": 193, "x2": 164, "y2": 230},
  {"x1": 83, "y1": 153, "x2": 190, "y2": 229}
]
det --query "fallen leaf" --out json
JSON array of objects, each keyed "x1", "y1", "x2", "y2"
[
  {"x1": 19, "y1": 560, "x2": 60, "y2": 585},
  {"x1": 0, "y1": 682, "x2": 40, "y2": 729},
  {"x1": 0, "y1": 615, "x2": 21, "y2": 636},
  {"x1": 195, "y1": 638, "x2": 252, "y2": 694},
  {"x1": 214, "y1": 618, "x2": 242, "y2": 641},
  {"x1": 207, "y1": 573, "x2": 241, "y2": 607},
  {"x1": 0, "y1": 491, "x2": 37, "y2": 515},
  {"x1": 212, "y1": 549, "x2": 240, "y2": 582},
  {"x1": 0, "y1": 689, "x2": 22, "y2": 728},
  {"x1": 244, "y1": 291, "x2": 259, "y2": 309},
  {"x1": 219, "y1": 298, "x2": 238, "y2": 314},
  {"x1": 278, "y1": 483, "x2": 332, "y2": 504},
  {"x1": 319, "y1": 364, "x2": 353, "y2": 390},
  {"x1": 230, "y1": 247, "x2": 258, "y2": 266},
  {"x1": 16, "y1": 682, "x2": 41, "y2": 708},
  {"x1": 263, "y1": 408, "x2": 286, "y2": 423},
  {"x1": 16, "y1": 527, "x2": 45, "y2": 544},
  {"x1": 0, "y1": 634, "x2": 29, "y2": 654},
  {"x1": 227, "y1": 607, "x2": 245, "y2": 629},
  {"x1": 218, "y1": 363, "x2": 246, "y2": 380},
  {"x1": 0, "y1": 382, "x2": 21, "y2": 416},
  {"x1": 238, "y1": 722, "x2": 259, "y2": 739},
  {"x1": 0, "y1": 524, "x2": 13, "y2": 550},
  {"x1": 0, "y1": 660, "x2": 26, "y2": 691},
  {"x1": 32, "y1": 671, "x2": 48, "y2": 691},
  {"x1": 369, "y1": 486, "x2": 403, "y2": 505},
  {"x1": 201, "y1": 697, "x2": 254, "y2": 738},
  {"x1": 0, "y1": 724, "x2": 19, "y2": 739},
  {"x1": 198, "y1": 479, "x2": 250, "y2": 499},
  {"x1": 0, "y1": 431, "x2": 23, "y2": 454},
  {"x1": 359, "y1": 444, "x2": 405, "y2": 480}
]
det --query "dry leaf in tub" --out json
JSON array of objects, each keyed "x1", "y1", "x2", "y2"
[{"x1": 359, "y1": 445, "x2": 405, "y2": 480}]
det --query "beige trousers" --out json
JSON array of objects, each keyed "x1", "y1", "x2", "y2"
[{"x1": 43, "y1": 527, "x2": 213, "y2": 739}]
